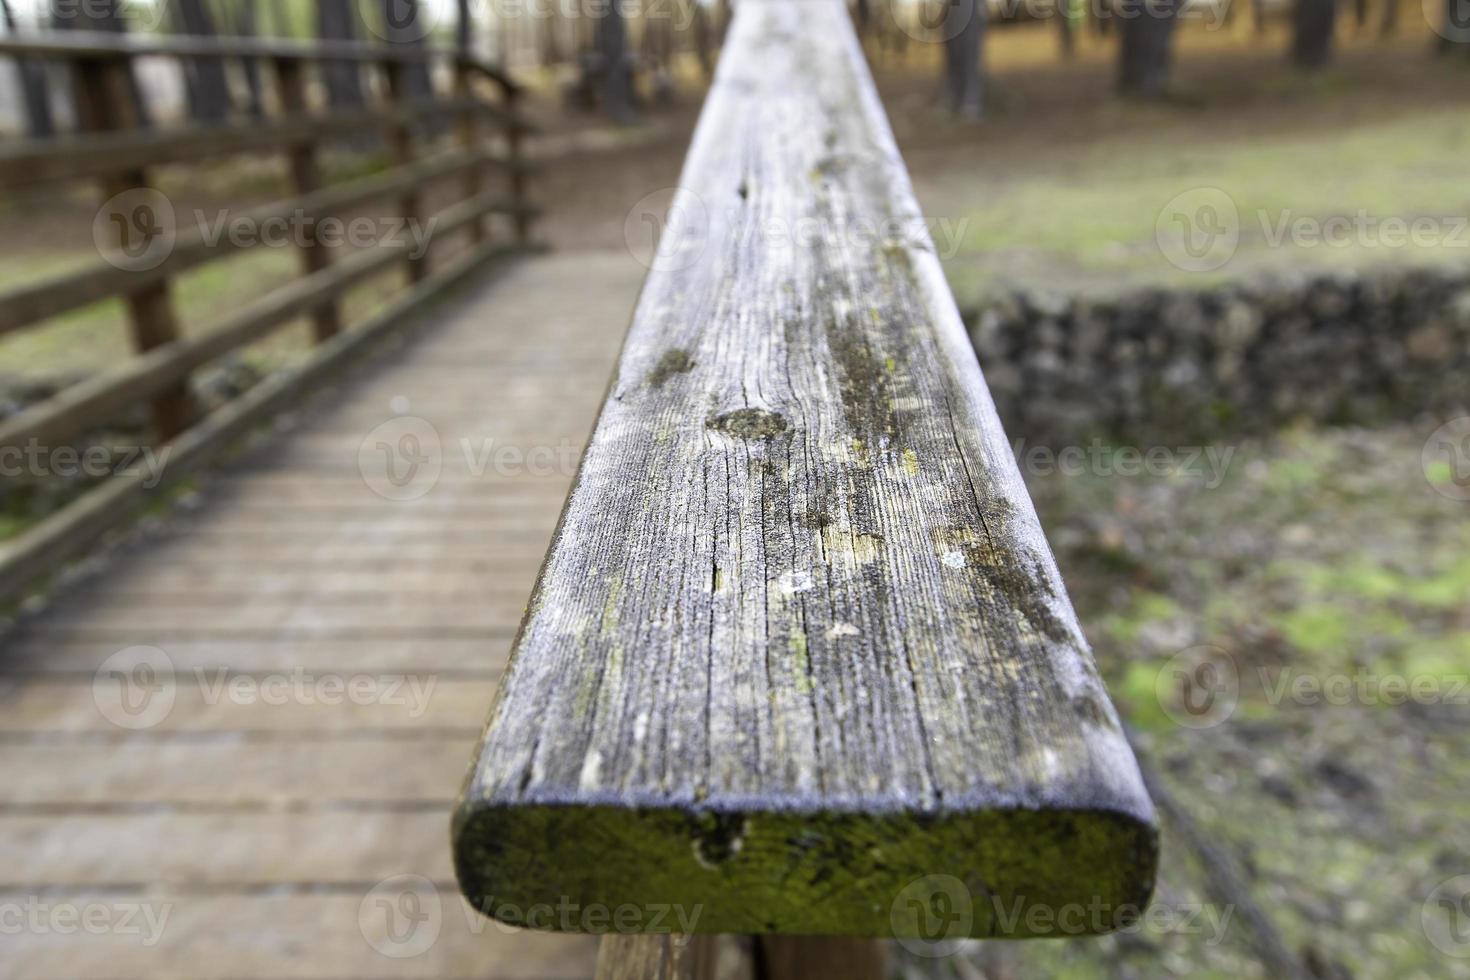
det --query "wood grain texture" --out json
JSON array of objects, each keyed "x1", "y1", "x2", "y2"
[
  {"x1": 594, "y1": 935, "x2": 720, "y2": 980},
  {"x1": 757, "y1": 937, "x2": 884, "y2": 980},
  {"x1": 455, "y1": 0, "x2": 1156, "y2": 939}
]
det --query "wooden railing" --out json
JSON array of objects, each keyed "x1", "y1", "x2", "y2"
[
  {"x1": 453, "y1": 2, "x2": 1156, "y2": 978},
  {"x1": 0, "y1": 30, "x2": 538, "y2": 605}
]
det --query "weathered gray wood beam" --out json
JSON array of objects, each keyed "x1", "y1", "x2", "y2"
[{"x1": 455, "y1": 0, "x2": 1156, "y2": 940}]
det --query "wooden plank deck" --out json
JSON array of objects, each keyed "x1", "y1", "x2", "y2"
[{"x1": 0, "y1": 252, "x2": 645, "y2": 979}]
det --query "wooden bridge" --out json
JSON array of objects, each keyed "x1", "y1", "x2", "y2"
[{"x1": 0, "y1": 3, "x2": 1156, "y2": 978}]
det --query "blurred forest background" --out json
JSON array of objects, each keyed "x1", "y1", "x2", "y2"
[{"x1": 2, "y1": 1, "x2": 1469, "y2": 977}]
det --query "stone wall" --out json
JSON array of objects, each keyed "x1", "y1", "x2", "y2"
[{"x1": 964, "y1": 267, "x2": 1470, "y2": 444}]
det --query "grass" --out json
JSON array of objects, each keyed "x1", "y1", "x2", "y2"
[{"x1": 937, "y1": 103, "x2": 1470, "y2": 302}]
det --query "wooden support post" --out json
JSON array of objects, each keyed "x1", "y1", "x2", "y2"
[
  {"x1": 453, "y1": 61, "x2": 487, "y2": 246},
  {"x1": 504, "y1": 86, "x2": 530, "y2": 245},
  {"x1": 381, "y1": 60, "x2": 429, "y2": 283},
  {"x1": 594, "y1": 935, "x2": 876, "y2": 980},
  {"x1": 73, "y1": 55, "x2": 194, "y2": 441},
  {"x1": 594, "y1": 935, "x2": 723, "y2": 980},
  {"x1": 756, "y1": 937, "x2": 885, "y2": 980},
  {"x1": 272, "y1": 57, "x2": 341, "y2": 342}
]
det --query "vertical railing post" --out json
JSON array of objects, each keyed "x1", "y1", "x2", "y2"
[
  {"x1": 73, "y1": 54, "x2": 195, "y2": 441},
  {"x1": 453, "y1": 59, "x2": 487, "y2": 246},
  {"x1": 504, "y1": 84, "x2": 530, "y2": 245},
  {"x1": 273, "y1": 56, "x2": 341, "y2": 342},
  {"x1": 381, "y1": 59, "x2": 429, "y2": 283}
]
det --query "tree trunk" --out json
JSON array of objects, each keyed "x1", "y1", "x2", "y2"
[
  {"x1": 596, "y1": 0, "x2": 636, "y2": 123},
  {"x1": 2, "y1": 0, "x2": 55, "y2": 138},
  {"x1": 232, "y1": 0, "x2": 265, "y2": 119},
  {"x1": 1056, "y1": 0, "x2": 1076, "y2": 58},
  {"x1": 457, "y1": 0, "x2": 473, "y2": 54},
  {"x1": 1118, "y1": 0, "x2": 1179, "y2": 98},
  {"x1": 380, "y1": 0, "x2": 435, "y2": 101},
  {"x1": 317, "y1": 0, "x2": 366, "y2": 109},
  {"x1": 172, "y1": 0, "x2": 233, "y2": 124},
  {"x1": 1378, "y1": 0, "x2": 1399, "y2": 35},
  {"x1": 1292, "y1": 0, "x2": 1336, "y2": 68},
  {"x1": 641, "y1": 4, "x2": 676, "y2": 107},
  {"x1": 538, "y1": 6, "x2": 562, "y2": 67},
  {"x1": 942, "y1": 0, "x2": 985, "y2": 119},
  {"x1": 693, "y1": 3, "x2": 714, "y2": 77},
  {"x1": 53, "y1": 0, "x2": 151, "y2": 127}
]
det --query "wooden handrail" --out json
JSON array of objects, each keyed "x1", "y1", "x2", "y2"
[
  {"x1": 0, "y1": 30, "x2": 520, "y2": 92},
  {"x1": 0, "y1": 147, "x2": 524, "y2": 336},
  {"x1": 0, "y1": 23, "x2": 540, "y2": 606},
  {"x1": 0, "y1": 239, "x2": 524, "y2": 609},
  {"x1": 453, "y1": 0, "x2": 1156, "y2": 961},
  {"x1": 0, "y1": 98, "x2": 534, "y2": 190},
  {"x1": 0, "y1": 193, "x2": 535, "y2": 453}
]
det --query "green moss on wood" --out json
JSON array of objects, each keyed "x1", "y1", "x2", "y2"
[
  {"x1": 453, "y1": 799, "x2": 1158, "y2": 938},
  {"x1": 647, "y1": 349, "x2": 695, "y2": 388},
  {"x1": 708, "y1": 408, "x2": 791, "y2": 440}
]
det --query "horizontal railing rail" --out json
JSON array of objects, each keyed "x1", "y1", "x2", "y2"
[
  {"x1": 453, "y1": 3, "x2": 1155, "y2": 978},
  {"x1": 0, "y1": 147, "x2": 525, "y2": 336},
  {"x1": 0, "y1": 97, "x2": 533, "y2": 189},
  {"x1": 0, "y1": 31, "x2": 520, "y2": 90}
]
